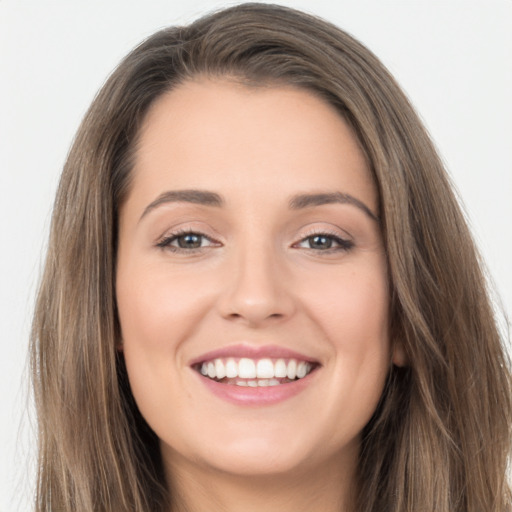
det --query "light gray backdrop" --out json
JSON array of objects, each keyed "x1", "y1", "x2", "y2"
[{"x1": 1, "y1": 1, "x2": 511, "y2": 510}]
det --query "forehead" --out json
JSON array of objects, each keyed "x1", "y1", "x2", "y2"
[{"x1": 128, "y1": 79, "x2": 377, "y2": 213}]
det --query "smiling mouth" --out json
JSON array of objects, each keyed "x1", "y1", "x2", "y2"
[{"x1": 193, "y1": 357, "x2": 318, "y2": 387}]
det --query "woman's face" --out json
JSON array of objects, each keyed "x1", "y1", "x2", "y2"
[{"x1": 116, "y1": 79, "x2": 396, "y2": 479}]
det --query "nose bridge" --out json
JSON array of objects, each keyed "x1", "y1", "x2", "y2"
[{"x1": 218, "y1": 232, "x2": 293, "y2": 324}]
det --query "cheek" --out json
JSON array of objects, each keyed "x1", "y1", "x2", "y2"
[
  {"x1": 300, "y1": 262, "x2": 390, "y2": 405},
  {"x1": 115, "y1": 266, "x2": 205, "y2": 426},
  {"x1": 304, "y1": 263, "x2": 389, "y2": 349},
  {"x1": 116, "y1": 265, "x2": 209, "y2": 353}
]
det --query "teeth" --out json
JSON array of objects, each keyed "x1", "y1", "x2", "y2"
[
  {"x1": 297, "y1": 361, "x2": 307, "y2": 378},
  {"x1": 274, "y1": 359, "x2": 287, "y2": 378},
  {"x1": 239, "y1": 358, "x2": 257, "y2": 379},
  {"x1": 207, "y1": 362, "x2": 216, "y2": 379},
  {"x1": 256, "y1": 358, "x2": 274, "y2": 378},
  {"x1": 287, "y1": 360, "x2": 297, "y2": 380},
  {"x1": 235, "y1": 378, "x2": 281, "y2": 387},
  {"x1": 215, "y1": 359, "x2": 226, "y2": 379},
  {"x1": 226, "y1": 358, "x2": 237, "y2": 378},
  {"x1": 197, "y1": 357, "x2": 314, "y2": 382}
]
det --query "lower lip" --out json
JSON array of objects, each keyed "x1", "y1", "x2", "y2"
[{"x1": 195, "y1": 370, "x2": 318, "y2": 406}]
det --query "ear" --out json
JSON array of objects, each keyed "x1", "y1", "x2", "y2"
[
  {"x1": 391, "y1": 341, "x2": 408, "y2": 367},
  {"x1": 116, "y1": 339, "x2": 124, "y2": 352}
]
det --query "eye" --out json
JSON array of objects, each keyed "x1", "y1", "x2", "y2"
[
  {"x1": 156, "y1": 230, "x2": 219, "y2": 252},
  {"x1": 295, "y1": 232, "x2": 354, "y2": 252}
]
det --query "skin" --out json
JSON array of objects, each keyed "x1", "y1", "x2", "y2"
[{"x1": 116, "y1": 79, "x2": 402, "y2": 512}]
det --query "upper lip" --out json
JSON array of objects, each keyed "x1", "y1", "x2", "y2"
[{"x1": 189, "y1": 344, "x2": 320, "y2": 366}]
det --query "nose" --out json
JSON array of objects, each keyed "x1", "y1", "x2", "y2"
[{"x1": 216, "y1": 242, "x2": 296, "y2": 326}]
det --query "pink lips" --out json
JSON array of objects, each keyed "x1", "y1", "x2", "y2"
[{"x1": 190, "y1": 344, "x2": 320, "y2": 406}]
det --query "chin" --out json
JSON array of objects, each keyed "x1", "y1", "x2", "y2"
[
  {"x1": 207, "y1": 438, "x2": 309, "y2": 476},
  {"x1": 162, "y1": 424, "x2": 356, "y2": 480}
]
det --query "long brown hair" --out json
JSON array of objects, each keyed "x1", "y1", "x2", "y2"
[{"x1": 31, "y1": 3, "x2": 512, "y2": 511}]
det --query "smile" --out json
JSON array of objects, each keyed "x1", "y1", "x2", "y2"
[
  {"x1": 190, "y1": 345, "x2": 320, "y2": 405},
  {"x1": 195, "y1": 357, "x2": 316, "y2": 387}
]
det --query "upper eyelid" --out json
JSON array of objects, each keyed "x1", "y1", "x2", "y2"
[
  {"x1": 157, "y1": 227, "x2": 350, "y2": 239},
  {"x1": 155, "y1": 231, "x2": 212, "y2": 251},
  {"x1": 293, "y1": 233, "x2": 354, "y2": 251},
  {"x1": 160, "y1": 223, "x2": 351, "y2": 235},
  {"x1": 155, "y1": 223, "x2": 353, "y2": 246},
  {"x1": 162, "y1": 231, "x2": 216, "y2": 242},
  {"x1": 295, "y1": 225, "x2": 353, "y2": 241},
  {"x1": 156, "y1": 232, "x2": 352, "y2": 254},
  {"x1": 156, "y1": 224, "x2": 220, "y2": 243}
]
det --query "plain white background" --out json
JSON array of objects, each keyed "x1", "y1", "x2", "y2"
[{"x1": 1, "y1": 1, "x2": 511, "y2": 509}]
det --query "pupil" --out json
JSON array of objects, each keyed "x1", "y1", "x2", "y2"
[
  {"x1": 311, "y1": 235, "x2": 332, "y2": 249},
  {"x1": 178, "y1": 234, "x2": 201, "y2": 248}
]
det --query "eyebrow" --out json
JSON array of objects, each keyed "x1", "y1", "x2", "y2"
[
  {"x1": 289, "y1": 192, "x2": 379, "y2": 221},
  {"x1": 140, "y1": 189, "x2": 224, "y2": 221},
  {"x1": 139, "y1": 189, "x2": 378, "y2": 222}
]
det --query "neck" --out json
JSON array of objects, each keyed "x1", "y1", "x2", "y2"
[{"x1": 164, "y1": 450, "x2": 357, "y2": 512}]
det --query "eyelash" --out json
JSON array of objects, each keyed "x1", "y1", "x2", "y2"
[
  {"x1": 293, "y1": 229, "x2": 354, "y2": 253},
  {"x1": 156, "y1": 229, "x2": 219, "y2": 253},
  {"x1": 156, "y1": 228, "x2": 354, "y2": 254}
]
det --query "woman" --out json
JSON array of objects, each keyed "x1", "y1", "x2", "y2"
[{"x1": 30, "y1": 3, "x2": 511, "y2": 511}]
